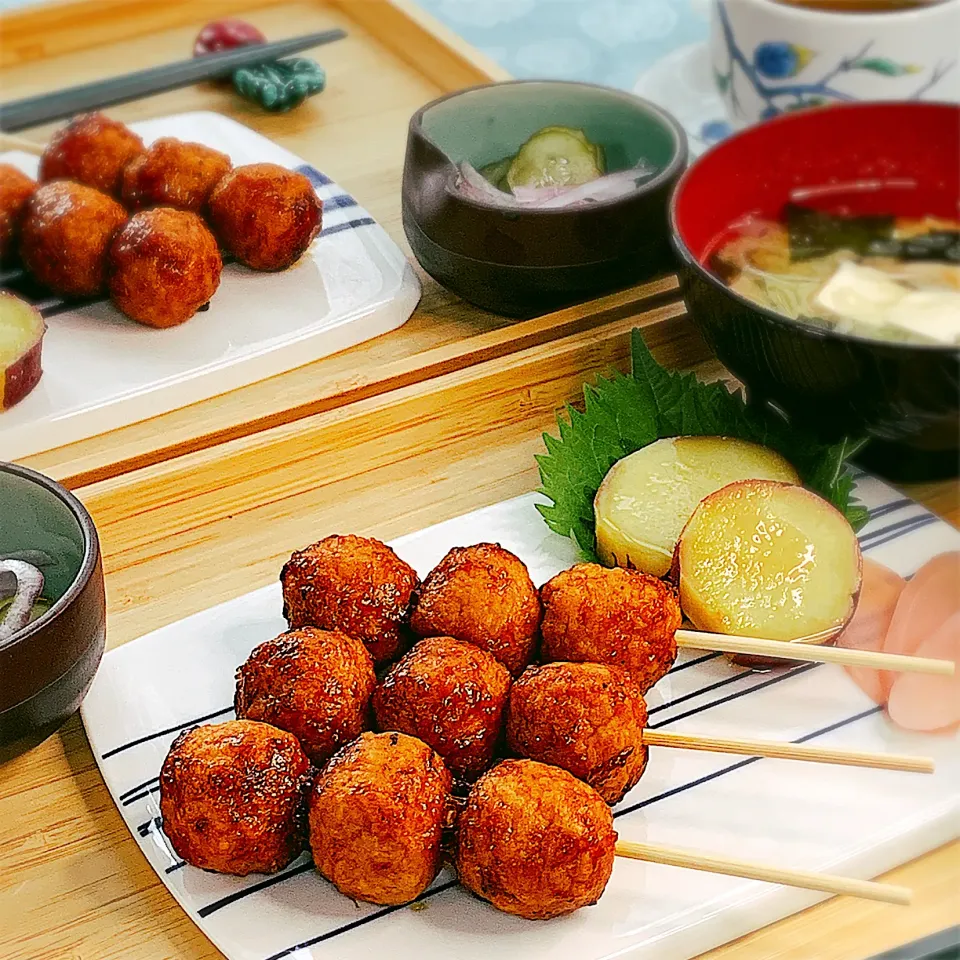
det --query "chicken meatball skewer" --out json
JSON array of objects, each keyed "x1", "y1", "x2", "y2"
[
  {"x1": 540, "y1": 563, "x2": 953, "y2": 688},
  {"x1": 409, "y1": 543, "x2": 542, "y2": 677},
  {"x1": 309, "y1": 731, "x2": 454, "y2": 906},
  {"x1": 506, "y1": 662, "x2": 933, "y2": 806},
  {"x1": 373, "y1": 635, "x2": 511, "y2": 781},
  {"x1": 456, "y1": 759, "x2": 911, "y2": 921}
]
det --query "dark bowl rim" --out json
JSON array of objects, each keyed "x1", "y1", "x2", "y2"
[
  {"x1": 0, "y1": 461, "x2": 100, "y2": 654},
  {"x1": 668, "y1": 100, "x2": 960, "y2": 355},
  {"x1": 407, "y1": 78, "x2": 689, "y2": 217}
]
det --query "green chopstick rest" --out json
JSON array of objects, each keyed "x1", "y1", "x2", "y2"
[{"x1": 231, "y1": 57, "x2": 326, "y2": 112}]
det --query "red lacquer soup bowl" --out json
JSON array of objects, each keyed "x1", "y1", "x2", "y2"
[{"x1": 670, "y1": 102, "x2": 960, "y2": 482}]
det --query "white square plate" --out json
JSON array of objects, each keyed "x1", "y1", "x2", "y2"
[
  {"x1": 0, "y1": 111, "x2": 420, "y2": 460},
  {"x1": 82, "y1": 473, "x2": 960, "y2": 960}
]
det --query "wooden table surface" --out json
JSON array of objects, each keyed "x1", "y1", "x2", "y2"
[{"x1": 1, "y1": 1, "x2": 958, "y2": 958}]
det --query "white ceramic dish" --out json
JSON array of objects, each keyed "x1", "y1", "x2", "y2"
[
  {"x1": 81, "y1": 472, "x2": 960, "y2": 960},
  {"x1": 0, "y1": 111, "x2": 421, "y2": 461}
]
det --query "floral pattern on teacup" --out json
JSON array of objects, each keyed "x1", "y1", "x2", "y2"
[{"x1": 715, "y1": 0, "x2": 956, "y2": 119}]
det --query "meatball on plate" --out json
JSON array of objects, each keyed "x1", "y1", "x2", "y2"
[
  {"x1": 20, "y1": 181, "x2": 127, "y2": 298},
  {"x1": 39, "y1": 112, "x2": 143, "y2": 197},
  {"x1": 309, "y1": 731, "x2": 453, "y2": 906},
  {"x1": 410, "y1": 543, "x2": 541, "y2": 677},
  {"x1": 159, "y1": 719, "x2": 313, "y2": 876},
  {"x1": 235, "y1": 626, "x2": 376, "y2": 767},
  {"x1": 208, "y1": 162, "x2": 322, "y2": 271},
  {"x1": 281, "y1": 534, "x2": 419, "y2": 667},
  {"x1": 107, "y1": 208, "x2": 222, "y2": 328},
  {"x1": 374, "y1": 635, "x2": 511, "y2": 780}
]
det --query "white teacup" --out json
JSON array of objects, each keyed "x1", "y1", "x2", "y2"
[{"x1": 710, "y1": 0, "x2": 960, "y2": 129}]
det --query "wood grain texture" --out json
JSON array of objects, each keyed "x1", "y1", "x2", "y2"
[
  {"x1": 0, "y1": 0, "x2": 287, "y2": 67},
  {"x1": 19, "y1": 278, "x2": 681, "y2": 488}
]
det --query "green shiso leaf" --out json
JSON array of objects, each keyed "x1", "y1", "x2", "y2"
[{"x1": 537, "y1": 329, "x2": 868, "y2": 561}]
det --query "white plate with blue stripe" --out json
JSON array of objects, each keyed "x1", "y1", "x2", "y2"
[
  {"x1": 81, "y1": 474, "x2": 960, "y2": 960},
  {"x1": 0, "y1": 111, "x2": 421, "y2": 461}
]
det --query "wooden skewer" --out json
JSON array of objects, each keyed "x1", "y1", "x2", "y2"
[
  {"x1": 675, "y1": 629, "x2": 956, "y2": 676},
  {"x1": 0, "y1": 133, "x2": 44, "y2": 156},
  {"x1": 615, "y1": 840, "x2": 912, "y2": 905},
  {"x1": 643, "y1": 729, "x2": 934, "y2": 774}
]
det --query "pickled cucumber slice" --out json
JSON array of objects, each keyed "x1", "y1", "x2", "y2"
[
  {"x1": 506, "y1": 126, "x2": 605, "y2": 190},
  {"x1": 480, "y1": 156, "x2": 514, "y2": 190}
]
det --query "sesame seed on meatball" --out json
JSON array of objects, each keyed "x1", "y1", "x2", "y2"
[
  {"x1": 374, "y1": 636, "x2": 511, "y2": 780},
  {"x1": 409, "y1": 543, "x2": 541, "y2": 677},
  {"x1": 539, "y1": 563, "x2": 681, "y2": 692},
  {"x1": 280, "y1": 534, "x2": 419, "y2": 667},
  {"x1": 159, "y1": 719, "x2": 313, "y2": 876},
  {"x1": 456, "y1": 759, "x2": 617, "y2": 920},
  {"x1": 235, "y1": 626, "x2": 376, "y2": 767},
  {"x1": 507, "y1": 661, "x2": 649, "y2": 804}
]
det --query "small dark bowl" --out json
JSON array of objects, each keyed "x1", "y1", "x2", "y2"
[
  {"x1": 670, "y1": 101, "x2": 960, "y2": 482},
  {"x1": 402, "y1": 80, "x2": 688, "y2": 318},
  {"x1": 0, "y1": 462, "x2": 105, "y2": 761}
]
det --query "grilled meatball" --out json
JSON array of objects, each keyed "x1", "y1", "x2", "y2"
[
  {"x1": 507, "y1": 662, "x2": 648, "y2": 804},
  {"x1": 540, "y1": 563, "x2": 681, "y2": 693},
  {"x1": 235, "y1": 627, "x2": 376, "y2": 767},
  {"x1": 456, "y1": 759, "x2": 616, "y2": 920},
  {"x1": 159, "y1": 719, "x2": 313, "y2": 876},
  {"x1": 281, "y1": 534, "x2": 419, "y2": 667},
  {"x1": 108, "y1": 207, "x2": 222, "y2": 327},
  {"x1": 0, "y1": 164, "x2": 35, "y2": 263},
  {"x1": 208, "y1": 162, "x2": 321, "y2": 270},
  {"x1": 39, "y1": 112, "x2": 144, "y2": 197},
  {"x1": 409, "y1": 543, "x2": 541, "y2": 677},
  {"x1": 374, "y1": 636, "x2": 511, "y2": 781},
  {"x1": 20, "y1": 181, "x2": 127, "y2": 297},
  {"x1": 121, "y1": 137, "x2": 232, "y2": 213},
  {"x1": 309, "y1": 731, "x2": 453, "y2": 905}
]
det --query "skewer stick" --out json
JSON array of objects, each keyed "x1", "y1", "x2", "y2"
[
  {"x1": 675, "y1": 629, "x2": 956, "y2": 676},
  {"x1": 615, "y1": 840, "x2": 912, "y2": 905},
  {"x1": 0, "y1": 133, "x2": 44, "y2": 156},
  {"x1": 643, "y1": 730, "x2": 934, "y2": 774}
]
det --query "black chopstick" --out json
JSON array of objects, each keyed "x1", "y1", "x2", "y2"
[{"x1": 0, "y1": 28, "x2": 347, "y2": 132}]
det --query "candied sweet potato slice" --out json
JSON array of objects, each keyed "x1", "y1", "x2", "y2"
[
  {"x1": 595, "y1": 437, "x2": 799, "y2": 577},
  {"x1": 676, "y1": 479, "x2": 861, "y2": 642},
  {"x1": 0, "y1": 292, "x2": 45, "y2": 410}
]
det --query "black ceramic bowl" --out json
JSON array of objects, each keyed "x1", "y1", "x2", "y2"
[
  {"x1": 0, "y1": 462, "x2": 105, "y2": 761},
  {"x1": 670, "y1": 102, "x2": 960, "y2": 482},
  {"x1": 403, "y1": 80, "x2": 688, "y2": 318}
]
